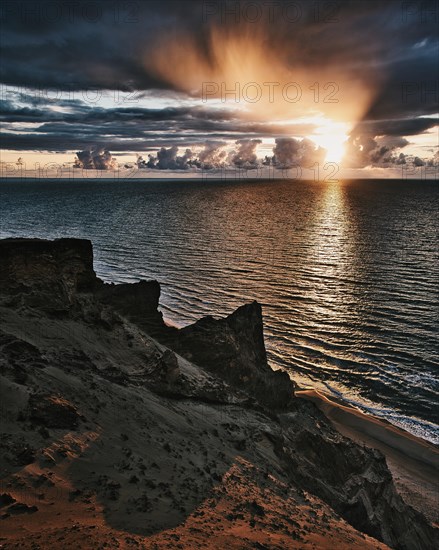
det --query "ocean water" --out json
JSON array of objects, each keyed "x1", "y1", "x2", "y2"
[{"x1": 1, "y1": 177, "x2": 438, "y2": 443}]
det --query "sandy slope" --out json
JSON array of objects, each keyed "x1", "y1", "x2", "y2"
[
  {"x1": 0, "y1": 308, "x2": 387, "y2": 549},
  {"x1": 1, "y1": 238, "x2": 437, "y2": 549}
]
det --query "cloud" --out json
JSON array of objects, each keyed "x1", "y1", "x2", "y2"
[
  {"x1": 353, "y1": 117, "x2": 438, "y2": 137},
  {"x1": 136, "y1": 146, "x2": 195, "y2": 170},
  {"x1": 196, "y1": 141, "x2": 227, "y2": 169},
  {"x1": 271, "y1": 138, "x2": 326, "y2": 168},
  {"x1": 344, "y1": 134, "x2": 412, "y2": 168},
  {"x1": 136, "y1": 139, "x2": 262, "y2": 171},
  {"x1": 1, "y1": 0, "x2": 437, "y2": 125},
  {"x1": 1, "y1": 94, "x2": 305, "y2": 152},
  {"x1": 0, "y1": 1, "x2": 437, "y2": 171},
  {"x1": 135, "y1": 141, "x2": 235, "y2": 171},
  {"x1": 74, "y1": 148, "x2": 117, "y2": 170},
  {"x1": 228, "y1": 139, "x2": 262, "y2": 169}
]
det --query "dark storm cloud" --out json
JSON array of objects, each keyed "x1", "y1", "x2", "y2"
[
  {"x1": 0, "y1": 130, "x2": 227, "y2": 153},
  {"x1": 1, "y1": 0, "x2": 438, "y2": 162},
  {"x1": 362, "y1": 53, "x2": 439, "y2": 120},
  {"x1": 353, "y1": 117, "x2": 438, "y2": 137},
  {"x1": 0, "y1": 94, "x2": 316, "y2": 152},
  {"x1": 1, "y1": 0, "x2": 437, "y2": 119},
  {"x1": 0, "y1": 126, "x2": 264, "y2": 154},
  {"x1": 0, "y1": 0, "x2": 188, "y2": 91},
  {"x1": 0, "y1": 99, "x2": 237, "y2": 127}
]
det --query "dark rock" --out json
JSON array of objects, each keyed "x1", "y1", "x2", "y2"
[
  {"x1": 275, "y1": 408, "x2": 438, "y2": 550},
  {"x1": 0, "y1": 237, "x2": 96, "y2": 291},
  {"x1": 234, "y1": 439, "x2": 246, "y2": 451},
  {"x1": 97, "y1": 280, "x2": 167, "y2": 336},
  {"x1": 0, "y1": 493, "x2": 15, "y2": 507},
  {"x1": 101, "y1": 366, "x2": 129, "y2": 386},
  {"x1": 0, "y1": 332, "x2": 47, "y2": 372},
  {"x1": 38, "y1": 426, "x2": 51, "y2": 439},
  {"x1": 14, "y1": 445, "x2": 36, "y2": 466},
  {"x1": 169, "y1": 302, "x2": 295, "y2": 410},
  {"x1": 0, "y1": 434, "x2": 37, "y2": 466},
  {"x1": 160, "y1": 349, "x2": 180, "y2": 383},
  {"x1": 249, "y1": 500, "x2": 265, "y2": 517},
  {"x1": 0, "y1": 238, "x2": 99, "y2": 312},
  {"x1": 149, "y1": 349, "x2": 181, "y2": 388},
  {"x1": 29, "y1": 394, "x2": 81, "y2": 429},
  {"x1": 68, "y1": 489, "x2": 83, "y2": 501},
  {"x1": 7, "y1": 503, "x2": 38, "y2": 514},
  {"x1": 12, "y1": 366, "x2": 28, "y2": 384},
  {"x1": 146, "y1": 349, "x2": 252, "y2": 405}
]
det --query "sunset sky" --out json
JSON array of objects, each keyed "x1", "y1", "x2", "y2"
[{"x1": 0, "y1": 0, "x2": 437, "y2": 178}]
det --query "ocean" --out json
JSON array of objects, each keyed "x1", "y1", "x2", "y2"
[{"x1": 1, "y1": 177, "x2": 438, "y2": 443}]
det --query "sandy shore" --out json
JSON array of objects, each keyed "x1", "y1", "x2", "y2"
[{"x1": 296, "y1": 389, "x2": 439, "y2": 525}]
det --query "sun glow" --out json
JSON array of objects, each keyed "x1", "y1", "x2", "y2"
[{"x1": 312, "y1": 120, "x2": 350, "y2": 164}]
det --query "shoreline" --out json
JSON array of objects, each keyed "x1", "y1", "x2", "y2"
[
  {"x1": 295, "y1": 385, "x2": 438, "y2": 446},
  {"x1": 297, "y1": 388, "x2": 439, "y2": 525}
]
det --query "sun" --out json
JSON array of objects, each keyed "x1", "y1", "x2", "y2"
[{"x1": 312, "y1": 120, "x2": 350, "y2": 164}]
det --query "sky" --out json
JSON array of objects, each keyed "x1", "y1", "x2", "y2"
[{"x1": 0, "y1": 0, "x2": 438, "y2": 179}]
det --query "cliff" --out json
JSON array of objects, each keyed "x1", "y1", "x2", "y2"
[
  {"x1": 0, "y1": 238, "x2": 437, "y2": 549},
  {"x1": 0, "y1": 238, "x2": 98, "y2": 313}
]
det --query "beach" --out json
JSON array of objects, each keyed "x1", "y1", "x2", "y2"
[{"x1": 296, "y1": 389, "x2": 439, "y2": 525}]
